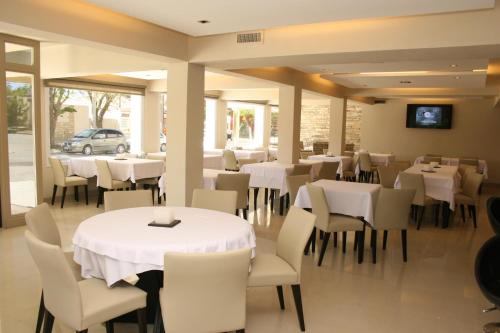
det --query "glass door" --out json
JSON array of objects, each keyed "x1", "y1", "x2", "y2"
[{"x1": 0, "y1": 34, "x2": 41, "y2": 228}]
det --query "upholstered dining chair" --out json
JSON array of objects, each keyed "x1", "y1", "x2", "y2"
[
  {"x1": 455, "y1": 172, "x2": 483, "y2": 228},
  {"x1": 459, "y1": 157, "x2": 479, "y2": 167},
  {"x1": 49, "y1": 157, "x2": 88, "y2": 208},
  {"x1": 95, "y1": 159, "x2": 132, "y2": 208},
  {"x1": 25, "y1": 231, "x2": 147, "y2": 333},
  {"x1": 248, "y1": 206, "x2": 316, "y2": 332},
  {"x1": 290, "y1": 163, "x2": 312, "y2": 176},
  {"x1": 135, "y1": 177, "x2": 162, "y2": 204},
  {"x1": 398, "y1": 173, "x2": 440, "y2": 230},
  {"x1": 423, "y1": 155, "x2": 442, "y2": 164},
  {"x1": 300, "y1": 150, "x2": 314, "y2": 159},
  {"x1": 104, "y1": 190, "x2": 153, "y2": 212},
  {"x1": 155, "y1": 249, "x2": 251, "y2": 333},
  {"x1": 377, "y1": 165, "x2": 399, "y2": 188},
  {"x1": 286, "y1": 175, "x2": 310, "y2": 206},
  {"x1": 223, "y1": 150, "x2": 239, "y2": 171},
  {"x1": 306, "y1": 184, "x2": 365, "y2": 265},
  {"x1": 238, "y1": 158, "x2": 258, "y2": 168},
  {"x1": 317, "y1": 161, "x2": 339, "y2": 180},
  {"x1": 358, "y1": 152, "x2": 378, "y2": 183},
  {"x1": 25, "y1": 203, "x2": 82, "y2": 333},
  {"x1": 342, "y1": 154, "x2": 358, "y2": 182},
  {"x1": 458, "y1": 164, "x2": 478, "y2": 187},
  {"x1": 216, "y1": 173, "x2": 251, "y2": 219},
  {"x1": 368, "y1": 188, "x2": 415, "y2": 263},
  {"x1": 391, "y1": 160, "x2": 412, "y2": 172},
  {"x1": 191, "y1": 188, "x2": 237, "y2": 214}
]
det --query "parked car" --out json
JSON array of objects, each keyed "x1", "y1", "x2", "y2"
[
  {"x1": 160, "y1": 132, "x2": 167, "y2": 152},
  {"x1": 63, "y1": 128, "x2": 129, "y2": 155}
]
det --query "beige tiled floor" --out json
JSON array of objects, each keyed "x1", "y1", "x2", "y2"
[{"x1": 1, "y1": 185, "x2": 500, "y2": 333}]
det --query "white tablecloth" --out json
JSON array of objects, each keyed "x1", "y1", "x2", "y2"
[
  {"x1": 294, "y1": 179, "x2": 381, "y2": 225},
  {"x1": 414, "y1": 156, "x2": 488, "y2": 179},
  {"x1": 204, "y1": 149, "x2": 267, "y2": 163},
  {"x1": 158, "y1": 168, "x2": 238, "y2": 195},
  {"x1": 394, "y1": 164, "x2": 461, "y2": 210},
  {"x1": 203, "y1": 155, "x2": 224, "y2": 170},
  {"x1": 73, "y1": 207, "x2": 256, "y2": 286},
  {"x1": 146, "y1": 152, "x2": 166, "y2": 160},
  {"x1": 355, "y1": 152, "x2": 395, "y2": 166},
  {"x1": 298, "y1": 159, "x2": 323, "y2": 179},
  {"x1": 66, "y1": 157, "x2": 164, "y2": 184},
  {"x1": 239, "y1": 162, "x2": 297, "y2": 196},
  {"x1": 307, "y1": 155, "x2": 353, "y2": 177}
]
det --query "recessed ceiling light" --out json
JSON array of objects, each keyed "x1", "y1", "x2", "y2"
[
  {"x1": 400, "y1": 80, "x2": 412, "y2": 84},
  {"x1": 359, "y1": 71, "x2": 428, "y2": 75},
  {"x1": 455, "y1": 76, "x2": 461, "y2": 79},
  {"x1": 197, "y1": 20, "x2": 210, "y2": 24},
  {"x1": 472, "y1": 69, "x2": 487, "y2": 72},
  {"x1": 450, "y1": 64, "x2": 458, "y2": 68}
]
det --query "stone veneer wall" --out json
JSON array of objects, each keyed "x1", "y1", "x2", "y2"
[{"x1": 346, "y1": 103, "x2": 362, "y2": 150}]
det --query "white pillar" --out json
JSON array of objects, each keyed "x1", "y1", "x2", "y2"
[
  {"x1": 142, "y1": 84, "x2": 161, "y2": 153},
  {"x1": 165, "y1": 63, "x2": 205, "y2": 206},
  {"x1": 278, "y1": 86, "x2": 302, "y2": 164},
  {"x1": 328, "y1": 97, "x2": 347, "y2": 155},
  {"x1": 215, "y1": 99, "x2": 227, "y2": 149},
  {"x1": 263, "y1": 104, "x2": 272, "y2": 148}
]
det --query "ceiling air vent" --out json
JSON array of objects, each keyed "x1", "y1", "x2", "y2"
[{"x1": 236, "y1": 31, "x2": 264, "y2": 44}]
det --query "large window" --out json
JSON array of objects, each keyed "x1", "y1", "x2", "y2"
[
  {"x1": 203, "y1": 98, "x2": 217, "y2": 149},
  {"x1": 226, "y1": 102, "x2": 264, "y2": 149},
  {"x1": 47, "y1": 87, "x2": 143, "y2": 157},
  {"x1": 270, "y1": 106, "x2": 279, "y2": 146}
]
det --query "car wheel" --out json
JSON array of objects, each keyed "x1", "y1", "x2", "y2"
[
  {"x1": 160, "y1": 143, "x2": 167, "y2": 152},
  {"x1": 116, "y1": 144, "x2": 126, "y2": 154},
  {"x1": 83, "y1": 145, "x2": 93, "y2": 155}
]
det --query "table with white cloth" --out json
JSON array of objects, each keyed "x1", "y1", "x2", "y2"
[
  {"x1": 298, "y1": 159, "x2": 323, "y2": 179},
  {"x1": 414, "y1": 156, "x2": 488, "y2": 179},
  {"x1": 66, "y1": 156, "x2": 164, "y2": 185},
  {"x1": 355, "y1": 152, "x2": 395, "y2": 166},
  {"x1": 394, "y1": 164, "x2": 461, "y2": 228},
  {"x1": 204, "y1": 148, "x2": 267, "y2": 162},
  {"x1": 307, "y1": 155, "x2": 353, "y2": 177},
  {"x1": 294, "y1": 179, "x2": 381, "y2": 225},
  {"x1": 146, "y1": 152, "x2": 166, "y2": 160},
  {"x1": 203, "y1": 154, "x2": 224, "y2": 170}
]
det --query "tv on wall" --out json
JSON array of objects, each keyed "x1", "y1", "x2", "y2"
[{"x1": 406, "y1": 104, "x2": 453, "y2": 129}]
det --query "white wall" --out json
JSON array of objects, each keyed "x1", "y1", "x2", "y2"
[{"x1": 361, "y1": 98, "x2": 500, "y2": 183}]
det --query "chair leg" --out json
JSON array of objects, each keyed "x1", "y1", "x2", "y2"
[
  {"x1": 382, "y1": 230, "x2": 388, "y2": 250},
  {"x1": 264, "y1": 188, "x2": 269, "y2": 205},
  {"x1": 279, "y1": 195, "x2": 284, "y2": 216},
  {"x1": 371, "y1": 229, "x2": 377, "y2": 264},
  {"x1": 353, "y1": 231, "x2": 358, "y2": 251},
  {"x1": 460, "y1": 204, "x2": 466, "y2": 222},
  {"x1": 434, "y1": 203, "x2": 440, "y2": 226},
  {"x1": 401, "y1": 229, "x2": 408, "y2": 262},
  {"x1": 42, "y1": 311, "x2": 54, "y2": 333},
  {"x1": 357, "y1": 224, "x2": 366, "y2": 264},
  {"x1": 84, "y1": 185, "x2": 89, "y2": 205},
  {"x1": 318, "y1": 232, "x2": 331, "y2": 266},
  {"x1": 243, "y1": 209, "x2": 247, "y2": 220},
  {"x1": 291, "y1": 284, "x2": 306, "y2": 332},
  {"x1": 96, "y1": 187, "x2": 104, "y2": 208},
  {"x1": 105, "y1": 321, "x2": 114, "y2": 333},
  {"x1": 74, "y1": 186, "x2": 79, "y2": 202},
  {"x1": 77, "y1": 330, "x2": 88, "y2": 333},
  {"x1": 51, "y1": 185, "x2": 57, "y2": 205},
  {"x1": 342, "y1": 231, "x2": 347, "y2": 253},
  {"x1": 60, "y1": 187, "x2": 67, "y2": 208},
  {"x1": 254, "y1": 187, "x2": 259, "y2": 210},
  {"x1": 153, "y1": 303, "x2": 165, "y2": 333},
  {"x1": 270, "y1": 189, "x2": 275, "y2": 211},
  {"x1": 276, "y1": 286, "x2": 285, "y2": 310},
  {"x1": 236, "y1": 330, "x2": 245, "y2": 333},
  {"x1": 36, "y1": 292, "x2": 44, "y2": 333},
  {"x1": 470, "y1": 205, "x2": 477, "y2": 228},
  {"x1": 304, "y1": 227, "x2": 316, "y2": 255},
  {"x1": 333, "y1": 232, "x2": 337, "y2": 248},
  {"x1": 137, "y1": 307, "x2": 147, "y2": 333},
  {"x1": 417, "y1": 206, "x2": 425, "y2": 230}
]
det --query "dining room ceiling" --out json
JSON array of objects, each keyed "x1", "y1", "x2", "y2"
[{"x1": 83, "y1": 0, "x2": 494, "y2": 36}]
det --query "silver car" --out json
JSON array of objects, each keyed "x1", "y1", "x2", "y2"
[{"x1": 63, "y1": 128, "x2": 129, "y2": 155}]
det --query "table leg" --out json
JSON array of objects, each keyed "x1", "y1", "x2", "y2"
[
  {"x1": 279, "y1": 195, "x2": 284, "y2": 216},
  {"x1": 264, "y1": 188, "x2": 269, "y2": 205},
  {"x1": 253, "y1": 188, "x2": 259, "y2": 210},
  {"x1": 441, "y1": 202, "x2": 451, "y2": 228}
]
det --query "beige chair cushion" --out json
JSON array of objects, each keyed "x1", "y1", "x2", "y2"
[
  {"x1": 111, "y1": 179, "x2": 131, "y2": 189},
  {"x1": 286, "y1": 175, "x2": 310, "y2": 204},
  {"x1": 327, "y1": 214, "x2": 364, "y2": 232},
  {"x1": 372, "y1": 188, "x2": 416, "y2": 230},
  {"x1": 65, "y1": 176, "x2": 88, "y2": 186},
  {"x1": 215, "y1": 173, "x2": 250, "y2": 209},
  {"x1": 191, "y1": 188, "x2": 238, "y2": 214},
  {"x1": 454, "y1": 193, "x2": 474, "y2": 205},
  {"x1": 64, "y1": 251, "x2": 82, "y2": 281},
  {"x1": 248, "y1": 254, "x2": 298, "y2": 286},
  {"x1": 104, "y1": 190, "x2": 153, "y2": 212},
  {"x1": 136, "y1": 177, "x2": 158, "y2": 186},
  {"x1": 80, "y1": 279, "x2": 146, "y2": 329}
]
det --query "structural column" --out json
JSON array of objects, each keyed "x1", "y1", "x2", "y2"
[
  {"x1": 262, "y1": 103, "x2": 272, "y2": 148},
  {"x1": 142, "y1": 83, "x2": 162, "y2": 153},
  {"x1": 328, "y1": 97, "x2": 347, "y2": 155},
  {"x1": 215, "y1": 99, "x2": 227, "y2": 149},
  {"x1": 165, "y1": 62, "x2": 205, "y2": 206},
  {"x1": 278, "y1": 86, "x2": 302, "y2": 164}
]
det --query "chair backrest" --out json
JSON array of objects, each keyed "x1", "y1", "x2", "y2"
[
  {"x1": 459, "y1": 157, "x2": 479, "y2": 167},
  {"x1": 351, "y1": 154, "x2": 359, "y2": 171},
  {"x1": 191, "y1": 188, "x2": 237, "y2": 214},
  {"x1": 487, "y1": 197, "x2": 500, "y2": 235},
  {"x1": 343, "y1": 151, "x2": 354, "y2": 157},
  {"x1": 377, "y1": 165, "x2": 399, "y2": 188},
  {"x1": 306, "y1": 184, "x2": 330, "y2": 231},
  {"x1": 398, "y1": 172, "x2": 426, "y2": 206},
  {"x1": 358, "y1": 152, "x2": 372, "y2": 172},
  {"x1": 373, "y1": 188, "x2": 415, "y2": 230},
  {"x1": 215, "y1": 174, "x2": 250, "y2": 209},
  {"x1": 462, "y1": 172, "x2": 483, "y2": 201},
  {"x1": 49, "y1": 157, "x2": 67, "y2": 187},
  {"x1": 458, "y1": 164, "x2": 478, "y2": 186},
  {"x1": 25, "y1": 203, "x2": 62, "y2": 246},
  {"x1": 238, "y1": 158, "x2": 257, "y2": 168},
  {"x1": 286, "y1": 175, "x2": 310, "y2": 205},
  {"x1": 300, "y1": 151, "x2": 314, "y2": 159},
  {"x1": 223, "y1": 150, "x2": 238, "y2": 170},
  {"x1": 475, "y1": 235, "x2": 500, "y2": 307},
  {"x1": 276, "y1": 206, "x2": 316, "y2": 281},
  {"x1": 390, "y1": 160, "x2": 411, "y2": 172},
  {"x1": 290, "y1": 164, "x2": 312, "y2": 176},
  {"x1": 423, "y1": 155, "x2": 441, "y2": 164},
  {"x1": 104, "y1": 190, "x2": 153, "y2": 212},
  {"x1": 25, "y1": 231, "x2": 82, "y2": 330},
  {"x1": 162, "y1": 249, "x2": 251, "y2": 333},
  {"x1": 95, "y1": 159, "x2": 113, "y2": 189},
  {"x1": 318, "y1": 161, "x2": 339, "y2": 180}
]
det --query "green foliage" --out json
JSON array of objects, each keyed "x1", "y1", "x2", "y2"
[{"x1": 6, "y1": 82, "x2": 32, "y2": 130}]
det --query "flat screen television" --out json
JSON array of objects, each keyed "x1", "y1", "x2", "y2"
[{"x1": 406, "y1": 104, "x2": 453, "y2": 129}]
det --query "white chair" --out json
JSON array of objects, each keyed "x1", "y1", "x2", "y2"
[
  {"x1": 248, "y1": 206, "x2": 316, "y2": 332},
  {"x1": 25, "y1": 231, "x2": 147, "y2": 333},
  {"x1": 156, "y1": 249, "x2": 251, "y2": 333},
  {"x1": 377, "y1": 165, "x2": 399, "y2": 188},
  {"x1": 455, "y1": 172, "x2": 483, "y2": 228},
  {"x1": 49, "y1": 157, "x2": 88, "y2": 208},
  {"x1": 191, "y1": 188, "x2": 237, "y2": 214},
  {"x1": 317, "y1": 161, "x2": 339, "y2": 180},
  {"x1": 358, "y1": 152, "x2": 377, "y2": 183},
  {"x1": 95, "y1": 159, "x2": 131, "y2": 208},
  {"x1": 104, "y1": 190, "x2": 153, "y2": 212},
  {"x1": 215, "y1": 173, "x2": 251, "y2": 219},
  {"x1": 223, "y1": 150, "x2": 239, "y2": 171}
]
